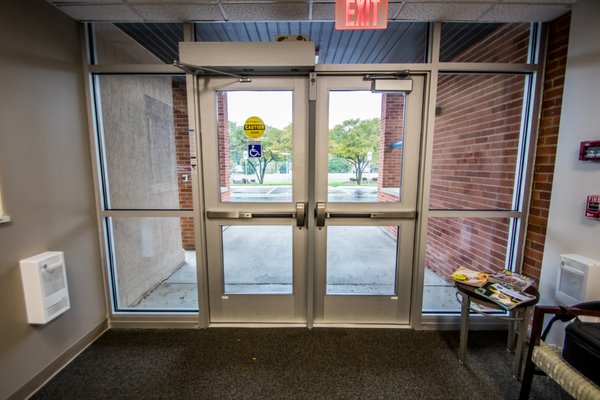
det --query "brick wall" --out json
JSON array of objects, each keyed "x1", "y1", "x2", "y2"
[
  {"x1": 172, "y1": 86, "x2": 232, "y2": 248},
  {"x1": 446, "y1": 23, "x2": 530, "y2": 63},
  {"x1": 427, "y1": 217, "x2": 511, "y2": 278},
  {"x1": 427, "y1": 74, "x2": 524, "y2": 278},
  {"x1": 377, "y1": 93, "x2": 404, "y2": 203},
  {"x1": 218, "y1": 91, "x2": 231, "y2": 201},
  {"x1": 430, "y1": 74, "x2": 524, "y2": 211},
  {"x1": 521, "y1": 13, "x2": 571, "y2": 281},
  {"x1": 426, "y1": 16, "x2": 570, "y2": 282},
  {"x1": 426, "y1": 23, "x2": 531, "y2": 279},
  {"x1": 172, "y1": 81, "x2": 195, "y2": 250}
]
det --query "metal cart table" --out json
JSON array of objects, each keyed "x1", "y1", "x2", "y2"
[{"x1": 455, "y1": 281, "x2": 540, "y2": 379}]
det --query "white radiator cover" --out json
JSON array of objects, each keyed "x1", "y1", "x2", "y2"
[{"x1": 20, "y1": 251, "x2": 70, "y2": 324}]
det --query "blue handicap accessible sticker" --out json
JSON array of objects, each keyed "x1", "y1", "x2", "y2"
[{"x1": 248, "y1": 143, "x2": 262, "y2": 158}]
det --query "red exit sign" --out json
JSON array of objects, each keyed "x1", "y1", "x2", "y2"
[{"x1": 335, "y1": 0, "x2": 388, "y2": 30}]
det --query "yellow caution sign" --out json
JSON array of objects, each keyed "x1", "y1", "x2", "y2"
[{"x1": 243, "y1": 116, "x2": 266, "y2": 139}]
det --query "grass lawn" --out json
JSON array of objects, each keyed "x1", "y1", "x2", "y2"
[
  {"x1": 328, "y1": 182, "x2": 378, "y2": 187},
  {"x1": 231, "y1": 182, "x2": 291, "y2": 186}
]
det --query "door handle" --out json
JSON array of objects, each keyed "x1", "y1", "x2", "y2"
[
  {"x1": 324, "y1": 211, "x2": 417, "y2": 220},
  {"x1": 369, "y1": 211, "x2": 417, "y2": 219},
  {"x1": 295, "y1": 202, "x2": 307, "y2": 228},
  {"x1": 316, "y1": 202, "x2": 326, "y2": 227},
  {"x1": 206, "y1": 211, "x2": 252, "y2": 219}
]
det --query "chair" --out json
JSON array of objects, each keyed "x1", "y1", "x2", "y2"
[{"x1": 519, "y1": 303, "x2": 600, "y2": 400}]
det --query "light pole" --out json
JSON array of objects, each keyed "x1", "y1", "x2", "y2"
[
  {"x1": 367, "y1": 151, "x2": 372, "y2": 184},
  {"x1": 243, "y1": 150, "x2": 248, "y2": 183},
  {"x1": 282, "y1": 152, "x2": 290, "y2": 175}
]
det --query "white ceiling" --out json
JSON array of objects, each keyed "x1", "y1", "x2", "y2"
[{"x1": 47, "y1": 0, "x2": 576, "y2": 23}]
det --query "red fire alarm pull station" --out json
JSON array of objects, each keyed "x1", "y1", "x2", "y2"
[
  {"x1": 579, "y1": 140, "x2": 600, "y2": 161},
  {"x1": 586, "y1": 195, "x2": 600, "y2": 219},
  {"x1": 335, "y1": 0, "x2": 388, "y2": 30}
]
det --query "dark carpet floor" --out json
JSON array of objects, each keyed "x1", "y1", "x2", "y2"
[{"x1": 32, "y1": 328, "x2": 570, "y2": 400}]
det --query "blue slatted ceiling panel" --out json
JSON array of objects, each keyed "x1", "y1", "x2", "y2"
[
  {"x1": 194, "y1": 21, "x2": 428, "y2": 64},
  {"x1": 110, "y1": 21, "x2": 509, "y2": 66}
]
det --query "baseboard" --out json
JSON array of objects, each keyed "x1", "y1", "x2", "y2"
[
  {"x1": 8, "y1": 319, "x2": 108, "y2": 400},
  {"x1": 311, "y1": 323, "x2": 412, "y2": 329},
  {"x1": 420, "y1": 314, "x2": 510, "y2": 331},
  {"x1": 109, "y1": 313, "x2": 199, "y2": 329},
  {"x1": 210, "y1": 323, "x2": 308, "y2": 328}
]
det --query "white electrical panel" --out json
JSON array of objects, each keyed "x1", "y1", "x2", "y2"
[
  {"x1": 556, "y1": 254, "x2": 600, "y2": 307},
  {"x1": 20, "y1": 251, "x2": 70, "y2": 324}
]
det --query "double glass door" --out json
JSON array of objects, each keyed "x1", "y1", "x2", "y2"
[{"x1": 197, "y1": 74, "x2": 424, "y2": 325}]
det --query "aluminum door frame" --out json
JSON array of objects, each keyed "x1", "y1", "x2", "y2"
[{"x1": 313, "y1": 75, "x2": 425, "y2": 325}]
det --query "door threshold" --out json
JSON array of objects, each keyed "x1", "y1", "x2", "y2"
[
  {"x1": 208, "y1": 323, "x2": 308, "y2": 328},
  {"x1": 312, "y1": 323, "x2": 413, "y2": 329},
  {"x1": 207, "y1": 323, "x2": 414, "y2": 329}
]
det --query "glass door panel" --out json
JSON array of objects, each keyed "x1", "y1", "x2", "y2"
[
  {"x1": 216, "y1": 90, "x2": 293, "y2": 203},
  {"x1": 199, "y1": 77, "x2": 307, "y2": 323},
  {"x1": 316, "y1": 220, "x2": 416, "y2": 324},
  {"x1": 326, "y1": 225, "x2": 398, "y2": 295},
  {"x1": 222, "y1": 225, "x2": 293, "y2": 294},
  {"x1": 327, "y1": 91, "x2": 407, "y2": 204}
]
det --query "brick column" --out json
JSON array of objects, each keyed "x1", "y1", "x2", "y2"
[
  {"x1": 172, "y1": 81, "x2": 195, "y2": 250},
  {"x1": 522, "y1": 13, "x2": 571, "y2": 281},
  {"x1": 377, "y1": 93, "x2": 405, "y2": 203},
  {"x1": 218, "y1": 91, "x2": 231, "y2": 201}
]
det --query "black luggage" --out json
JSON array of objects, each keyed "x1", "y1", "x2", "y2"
[{"x1": 562, "y1": 318, "x2": 600, "y2": 386}]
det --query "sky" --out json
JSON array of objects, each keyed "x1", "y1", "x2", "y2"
[{"x1": 226, "y1": 90, "x2": 383, "y2": 130}]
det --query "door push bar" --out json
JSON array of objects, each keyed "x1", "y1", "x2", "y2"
[
  {"x1": 206, "y1": 202, "x2": 307, "y2": 228},
  {"x1": 315, "y1": 202, "x2": 416, "y2": 227},
  {"x1": 295, "y1": 202, "x2": 307, "y2": 228}
]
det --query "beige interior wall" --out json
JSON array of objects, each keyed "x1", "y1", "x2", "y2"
[
  {"x1": 538, "y1": 0, "x2": 600, "y2": 344},
  {"x1": 0, "y1": 0, "x2": 107, "y2": 398},
  {"x1": 0, "y1": 168, "x2": 5, "y2": 217},
  {"x1": 539, "y1": 0, "x2": 600, "y2": 304}
]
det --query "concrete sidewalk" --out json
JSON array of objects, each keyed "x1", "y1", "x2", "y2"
[{"x1": 135, "y1": 226, "x2": 457, "y2": 312}]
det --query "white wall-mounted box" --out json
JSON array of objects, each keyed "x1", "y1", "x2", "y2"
[
  {"x1": 556, "y1": 254, "x2": 600, "y2": 306},
  {"x1": 20, "y1": 251, "x2": 70, "y2": 324}
]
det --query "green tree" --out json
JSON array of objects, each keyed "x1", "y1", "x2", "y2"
[
  {"x1": 229, "y1": 122, "x2": 292, "y2": 184},
  {"x1": 328, "y1": 155, "x2": 352, "y2": 173},
  {"x1": 329, "y1": 118, "x2": 380, "y2": 184},
  {"x1": 228, "y1": 121, "x2": 245, "y2": 172}
]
